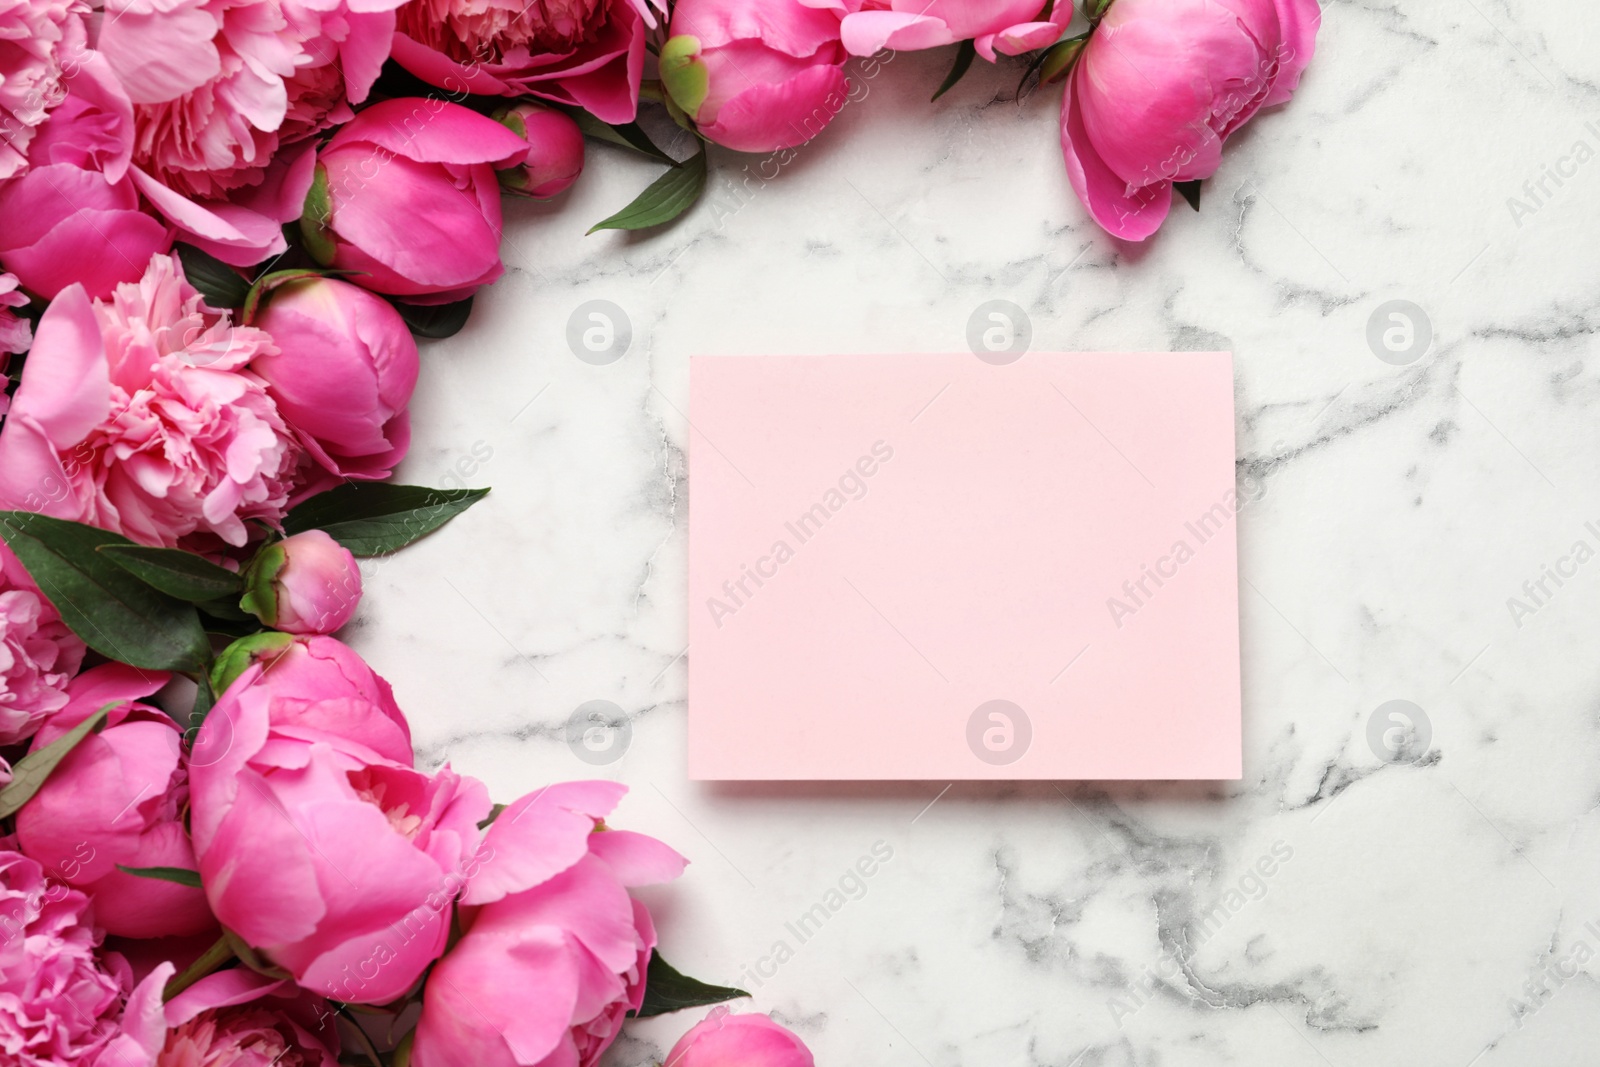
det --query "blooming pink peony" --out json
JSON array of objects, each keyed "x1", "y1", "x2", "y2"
[
  {"x1": 1060, "y1": 0, "x2": 1320, "y2": 239},
  {"x1": 0, "y1": 254, "x2": 300, "y2": 549},
  {"x1": 0, "y1": 847, "x2": 166, "y2": 1067},
  {"x1": 241, "y1": 530, "x2": 363, "y2": 635},
  {"x1": 665, "y1": 1009, "x2": 815, "y2": 1067},
  {"x1": 664, "y1": 0, "x2": 850, "y2": 153},
  {"x1": 14, "y1": 663, "x2": 214, "y2": 938},
  {"x1": 96, "y1": 0, "x2": 404, "y2": 265},
  {"x1": 0, "y1": 542, "x2": 84, "y2": 744},
  {"x1": 390, "y1": 0, "x2": 660, "y2": 122},
  {"x1": 411, "y1": 781, "x2": 687, "y2": 1067},
  {"x1": 189, "y1": 639, "x2": 488, "y2": 1004},
  {"x1": 304, "y1": 99, "x2": 525, "y2": 303},
  {"x1": 115, "y1": 967, "x2": 340, "y2": 1067},
  {"x1": 805, "y1": 0, "x2": 1070, "y2": 60},
  {"x1": 249, "y1": 277, "x2": 418, "y2": 487},
  {"x1": 0, "y1": 51, "x2": 171, "y2": 300},
  {"x1": 0, "y1": 0, "x2": 87, "y2": 179}
]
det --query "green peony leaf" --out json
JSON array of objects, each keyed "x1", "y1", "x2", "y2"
[
  {"x1": 115, "y1": 865, "x2": 202, "y2": 887},
  {"x1": 96, "y1": 544, "x2": 243, "y2": 602},
  {"x1": 932, "y1": 39, "x2": 977, "y2": 102},
  {"x1": 174, "y1": 244, "x2": 251, "y2": 311},
  {"x1": 588, "y1": 144, "x2": 707, "y2": 235},
  {"x1": 0, "y1": 512, "x2": 211, "y2": 672},
  {"x1": 629, "y1": 951, "x2": 749, "y2": 1018},
  {"x1": 282, "y1": 483, "x2": 490, "y2": 556},
  {"x1": 394, "y1": 296, "x2": 475, "y2": 340}
]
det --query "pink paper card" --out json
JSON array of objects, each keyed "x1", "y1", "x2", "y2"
[{"x1": 687, "y1": 353, "x2": 1241, "y2": 780}]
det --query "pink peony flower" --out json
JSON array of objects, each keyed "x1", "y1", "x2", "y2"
[
  {"x1": 411, "y1": 781, "x2": 687, "y2": 1067},
  {"x1": 189, "y1": 639, "x2": 488, "y2": 1004},
  {"x1": 96, "y1": 0, "x2": 404, "y2": 265},
  {"x1": 0, "y1": 847, "x2": 166, "y2": 1067},
  {"x1": 0, "y1": 253, "x2": 300, "y2": 549},
  {"x1": 0, "y1": 51, "x2": 171, "y2": 300},
  {"x1": 0, "y1": 542, "x2": 84, "y2": 744},
  {"x1": 664, "y1": 0, "x2": 850, "y2": 153},
  {"x1": 240, "y1": 530, "x2": 363, "y2": 636},
  {"x1": 13, "y1": 664, "x2": 214, "y2": 938},
  {"x1": 390, "y1": 0, "x2": 660, "y2": 123},
  {"x1": 115, "y1": 967, "x2": 340, "y2": 1067},
  {"x1": 303, "y1": 99, "x2": 525, "y2": 303},
  {"x1": 249, "y1": 277, "x2": 417, "y2": 487},
  {"x1": 0, "y1": 272, "x2": 31, "y2": 355},
  {"x1": 804, "y1": 0, "x2": 1070, "y2": 60},
  {"x1": 1060, "y1": 0, "x2": 1320, "y2": 240},
  {"x1": 665, "y1": 1009, "x2": 815, "y2": 1067},
  {"x1": 493, "y1": 102, "x2": 585, "y2": 199},
  {"x1": 0, "y1": 0, "x2": 88, "y2": 179}
]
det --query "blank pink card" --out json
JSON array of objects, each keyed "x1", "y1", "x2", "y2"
[{"x1": 687, "y1": 353, "x2": 1241, "y2": 780}]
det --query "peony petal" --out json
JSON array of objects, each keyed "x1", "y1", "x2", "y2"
[
  {"x1": 586, "y1": 830, "x2": 687, "y2": 887},
  {"x1": 328, "y1": 99, "x2": 528, "y2": 166},
  {"x1": 463, "y1": 781, "x2": 627, "y2": 905},
  {"x1": 99, "y1": 0, "x2": 223, "y2": 104},
  {"x1": 838, "y1": 11, "x2": 953, "y2": 56},
  {"x1": 1059, "y1": 68, "x2": 1172, "y2": 241},
  {"x1": 4, "y1": 285, "x2": 109, "y2": 446},
  {"x1": 702, "y1": 63, "x2": 850, "y2": 152}
]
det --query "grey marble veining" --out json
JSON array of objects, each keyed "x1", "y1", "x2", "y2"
[{"x1": 344, "y1": 3, "x2": 1600, "y2": 1062}]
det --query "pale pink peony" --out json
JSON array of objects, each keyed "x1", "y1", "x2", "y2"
[
  {"x1": 391, "y1": 0, "x2": 661, "y2": 122},
  {"x1": 0, "y1": 272, "x2": 29, "y2": 356},
  {"x1": 0, "y1": 253, "x2": 300, "y2": 549},
  {"x1": 0, "y1": 0, "x2": 88, "y2": 179},
  {"x1": 0, "y1": 542, "x2": 86, "y2": 745},
  {"x1": 0, "y1": 847, "x2": 165, "y2": 1067},
  {"x1": 97, "y1": 0, "x2": 404, "y2": 264},
  {"x1": 115, "y1": 967, "x2": 340, "y2": 1067}
]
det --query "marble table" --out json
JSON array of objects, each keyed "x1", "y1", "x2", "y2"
[{"x1": 351, "y1": 5, "x2": 1600, "y2": 1062}]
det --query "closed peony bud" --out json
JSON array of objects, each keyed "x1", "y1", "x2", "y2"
[
  {"x1": 493, "y1": 102, "x2": 585, "y2": 199},
  {"x1": 665, "y1": 1009, "x2": 815, "y2": 1067},
  {"x1": 241, "y1": 531, "x2": 362, "y2": 635}
]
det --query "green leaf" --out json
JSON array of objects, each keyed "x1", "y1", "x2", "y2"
[
  {"x1": 97, "y1": 544, "x2": 243, "y2": 602},
  {"x1": 1039, "y1": 35, "x2": 1087, "y2": 83},
  {"x1": 630, "y1": 952, "x2": 748, "y2": 1018},
  {"x1": 164, "y1": 935, "x2": 235, "y2": 1000},
  {"x1": 1175, "y1": 179, "x2": 1202, "y2": 212},
  {"x1": 571, "y1": 111, "x2": 676, "y2": 165},
  {"x1": 0, "y1": 703, "x2": 112, "y2": 819},
  {"x1": 282, "y1": 483, "x2": 489, "y2": 557},
  {"x1": 115, "y1": 865, "x2": 202, "y2": 887},
  {"x1": 394, "y1": 296, "x2": 474, "y2": 340},
  {"x1": 174, "y1": 244, "x2": 251, "y2": 310},
  {"x1": 0, "y1": 513, "x2": 211, "y2": 672},
  {"x1": 932, "y1": 39, "x2": 977, "y2": 102},
  {"x1": 588, "y1": 145, "x2": 707, "y2": 234}
]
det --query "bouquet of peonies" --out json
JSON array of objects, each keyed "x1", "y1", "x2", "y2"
[{"x1": 0, "y1": 0, "x2": 1319, "y2": 1062}]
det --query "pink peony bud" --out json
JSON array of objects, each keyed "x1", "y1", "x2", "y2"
[
  {"x1": 663, "y1": 0, "x2": 849, "y2": 153},
  {"x1": 301, "y1": 99, "x2": 527, "y2": 304},
  {"x1": 241, "y1": 531, "x2": 362, "y2": 635},
  {"x1": 493, "y1": 103, "x2": 585, "y2": 199},
  {"x1": 665, "y1": 1008, "x2": 815, "y2": 1067}
]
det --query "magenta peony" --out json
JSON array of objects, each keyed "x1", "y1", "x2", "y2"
[
  {"x1": 1060, "y1": 0, "x2": 1320, "y2": 240},
  {"x1": 116, "y1": 967, "x2": 340, "y2": 1067},
  {"x1": 0, "y1": 543, "x2": 84, "y2": 744},
  {"x1": 249, "y1": 277, "x2": 418, "y2": 487},
  {"x1": 0, "y1": 253, "x2": 299, "y2": 549},
  {"x1": 13, "y1": 664, "x2": 214, "y2": 938},
  {"x1": 96, "y1": 0, "x2": 404, "y2": 265},
  {"x1": 0, "y1": 0, "x2": 87, "y2": 179},
  {"x1": 241, "y1": 530, "x2": 363, "y2": 636},
  {"x1": 391, "y1": 0, "x2": 660, "y2": 123},
  {"x1": 665, "y1": 1009, "x2": 815, "y2": 1067},
  {"x1": 410, "y1": 781, "x2": 687, "y2": 1067},
  {"x1": 664, "y1": 0, "x2": 850, "y2": 153},
  {"x1": 806, "y1": 0, "x2": 1070, "y2": 60},
  {"x1": 493, "y1": 102, "x2": 585, "y2": 199},
  {"x1": 0, "y1": 847, "x2": 167, "y2": 1067},
  {"x1": 303, "y1": 99, "x2": 525, "y2": 303},
  {"x1": 189, "y1": 639, "x2": 487, "y2": 1004},
  {"x1": 0, "y1": 52, "x2": 171, "y2": 300}
]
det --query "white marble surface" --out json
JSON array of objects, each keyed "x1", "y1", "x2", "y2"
[{"x1": 349, "y1": 4, "x2": 1600, "y2": 1062}]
